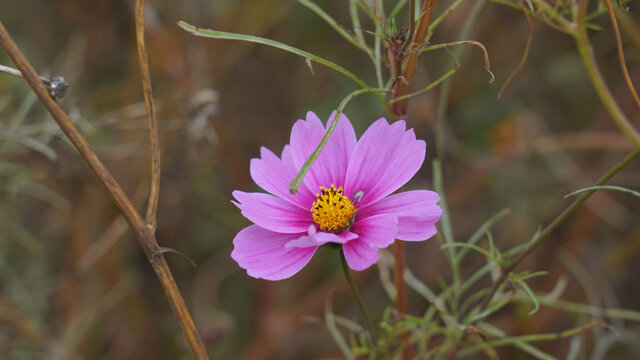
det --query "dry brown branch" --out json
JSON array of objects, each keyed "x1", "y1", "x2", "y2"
[
  {"x1": 603, "y1": 0, "x2": 640, "y2": 111},
  {"x1": 135, "y1": 0, "x2": 162, "y2": 229},
  {"x1": 0, "y1": 20, "x2": 209, "y2": 360}
]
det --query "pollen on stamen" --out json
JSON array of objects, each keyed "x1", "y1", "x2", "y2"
[{"x1": 311, "y1": 184, "x2": 356, "y2": 231}]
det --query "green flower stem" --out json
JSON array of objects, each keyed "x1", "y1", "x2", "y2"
[{"x1": 339, "y1": 248, "x2": 378, "y2": 344}]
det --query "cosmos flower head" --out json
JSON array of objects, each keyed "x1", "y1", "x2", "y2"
[{"x1": 231, "y1": 111, "x2": 442, "y2": 280}]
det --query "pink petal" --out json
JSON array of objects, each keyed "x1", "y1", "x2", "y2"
[
  {"x1": 250, "y1": 146, "x2": 316, "y2": 208},
  {"x1": 350, "y1": 214, "x2": 397, "y2": 248},
  {"x1": 343, "y1": 239, "x2": 380, "y2": 271},
  {"x1": 286, "y1": 226, "x2": 358, "y2": 248},
  {"x1": 290, "y1": 111, "x2": 357, "y2": 192},
  {"x1": 231, "y1": 225, "x2": 317, "y2": 280},
  {"x1": 344, "y1": 119, "x2": 426, "y2": 208},
  {"x1": 232, "y1": 191, "x2": 313, "y2": 233},
  {"x1": 358, "y1": 190, "x2": 442, "y2": 241},
  {"x1": 394, "y1": 216, "x2": 440, "y2": 241}
]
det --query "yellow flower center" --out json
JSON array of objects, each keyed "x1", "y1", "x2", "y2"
[{"x1": 311, "y1": 185, "x2": 356, "y2": 231}]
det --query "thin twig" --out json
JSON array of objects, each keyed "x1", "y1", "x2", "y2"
[
  {"x1": 603, "y1": 0, "x2": 640, "y2": 111},
  {"x1": 417, "y1": 40, "x2": 494, "y2": 83},
  {"x1": 0, "y1": 63, "x2": 68, "y2": 98},
  {"x1": 135, "y1": 0, "x2": 161, "y2": 229},
  {"x1": 498, "y1": 1, "x2": 532, "y2": 99},
  {"x1": 0, "y1": 20, "x2": 209, "y2": 360}
]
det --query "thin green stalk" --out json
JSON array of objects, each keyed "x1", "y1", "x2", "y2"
[
  {"x1": 349, "y1": 0, "x2": 366, "y2": 45},
  {"x1": 340, "y1": 249, "x2": 378, "y2": 344},
  {"x1": 571, "y1": 27, "x2": 640, "y2": 145},
  {"x1": 480, "y1": 146, "x2": 640, "y2": 312},
  {"x1": 458, "y1": 322, "x2": 609, "y2": 358},
  {"x1": 432, "y1": 160, "x2": 460, "y2": 286},
  {"x1": 427, "y1": 0, "x2": 468, "y2": 39},
  {"x1": 390, "y1": 0, "x2": 409, "y2": 20},
  {"x1": 289, "y1": 87, "x2": 389, "y2": 193},
  {"x1": 374, "y1": 18, "x2": 384, "y2": 88}
]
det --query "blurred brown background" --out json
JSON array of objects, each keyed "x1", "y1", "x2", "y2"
[{"x1": 1, "y1": 0, "x2": 640, "y2": 358}]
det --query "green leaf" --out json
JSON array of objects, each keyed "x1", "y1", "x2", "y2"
[
  {"x1": 389, "y1": 0, "x2": 409, "y2": 20},
  {"x1": 177, "y1": 21, "x2": 370, "y2": 90},
  {"x1": 512, "y1": 276, "x2": 541, "y2": 315},
  {"x1": 564, "y1": 185, "x2": 640, "y2": 199},
  {"x1": 441, "y1": 243, "x2": 494, "y2": 261},
  {"x1": 524, "y1": 0, "x2": 534, "y2": 12},
  {"x1": 324, "y1": 295, "x2": 355, "y2": 360},
  {"x1": 455, "y1": 208, "x2": 511, "y2": 263}
]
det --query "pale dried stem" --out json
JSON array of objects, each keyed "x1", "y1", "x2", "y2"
[
  {"x1": 135, "y1": 0, "x2": 161, "y2": 229},
  {"x1": 498, "y1": 1, "x2": 532, "y2": 98},
  {"x1": 0, "y1": 20, "x2": 209, "y2": 360}
]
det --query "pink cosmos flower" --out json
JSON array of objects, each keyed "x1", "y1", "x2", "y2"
[{"x1": 231, "y1": 111, "x2": 442, "y2": 280}]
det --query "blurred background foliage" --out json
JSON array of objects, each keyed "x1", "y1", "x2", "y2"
[{"x1": 0, "y1": 0, "x2": 640, "y2": 359}]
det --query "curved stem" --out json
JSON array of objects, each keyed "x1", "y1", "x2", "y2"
[
  {"x1": 339, "y1": 249, "x2": 378, "y2": 344},
  {"x1": 572, "y1": 1, "x2": 640, "y2": 145},
  {"x1": 603, "y1": 0, "x2": 640, "y2": 111}
]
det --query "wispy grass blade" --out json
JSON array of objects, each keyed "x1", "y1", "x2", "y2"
[
  {"x1": 348, "y1": 0, "x2": 366, "y2": 46},
  {"x1": 433, "y1": 159, "x2": 459, "y2": 283},
  {"x1": 324, "y1": 293, "x2": 356, "y2": 360},
  {"x1": 428, "y1": 0, "x2": 469, "y2": 34},
  {"x1": 178, "y1": 21, "x2": 370, "y2": 90},
  {"x1": 389, "y1": 0, "x2": 409, "y2": 20},
  {"x1": 478, "y1": 322, "x2": 559, "y2": 360},
  {"x1": 455, "y1": 208, "x2": 511, "y2": 263},
  {"x1": 441, "y1": 243, "x2": 495, "y2": 261},
  {"x1": 459, "y1": 322, "x2": 611, "y2": 358},
  {"x1": 0, "y1": 130, "x2": 57, "y2": 160},
  {"x1": 298, "y1": 0, "x2": 366, "y2": 51},
  {"x1": 517, "y1": 295, "x2": 640, "y2": 322},
  {"x1": 565, "y1": 185, "x2": 640, "y2": 198},
  {"x1": 512, "y1": 276, "x2": 542, "y2": 315}
]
